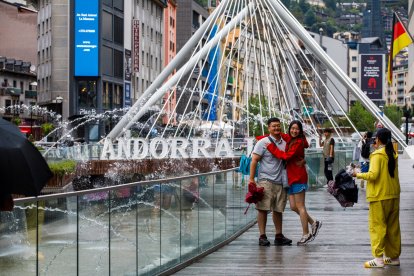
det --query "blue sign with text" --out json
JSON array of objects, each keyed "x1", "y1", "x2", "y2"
[
  {"x1": 74, "y1": 0, "x2": 99, "y2": 76},
  {"x1": 125, "y1": 82, "x2": 131, "y2": 107}
]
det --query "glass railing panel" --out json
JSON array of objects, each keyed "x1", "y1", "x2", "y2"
[
  {"x1": 38, "y1": 197, "x2": 77, "y2": 275},
  {"x1": 227, "y1": 172, "x2": 243, "y2": 236},
  {"x1": 1, "y1": 168, "x2": 262, "y2": 275},
  {"x1": 180, "y1": 176, "x2": 201, "y2": 260},
  {"x1": 226, "y1": 172, "x2": 240, "y2": 236},
  {"x1": 159, "y1": 181, "x2": 181, "y2": 270},
  {"x1": 232, "y1": 171, "x2": 246, "y2": 231},
  {"x1": 137, "y1": 183, "x2": 161, "y2": 275},
  {"x1": 213, "y1": 172, "x2": 227, "y2": 245},
  {"x1": 109, "y1": 187, "x2": 138, "y2": 275},
  {"x1": 78, "y1": 191, "x2": 110, "y2": 275},
  {"x1": 0, "y1": 202, "x2": 36, "y2": 274}
]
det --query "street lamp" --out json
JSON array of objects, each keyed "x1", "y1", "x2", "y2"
[
  {"x1": 404, "y1": 96, "x2": 411, "y2": 145},
  {"x1": 55, "y1": 96, "x2": 63, "y2": 122}
]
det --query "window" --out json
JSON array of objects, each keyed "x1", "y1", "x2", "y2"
[
  {"x1": 114, "y1": 16, "x2": 123, "y2": 44},
  {"x1": 103, "y1": 11, "x2": 113, "y2": 41},
  {"x1": 102, "y1": 46, "x2": 113, "y2": 76},
  {"x1": 142, "y1": 51, "x2": 145, "y2": 65},
  {"x1": 113, "y1": 84, "x2": 123, "y2": 108},
  {"x1": 352, "y1": 56, "x2": 357, "y2": 61},
  {"x1": 150, "y1": 55, "x2": 153, "y2": 69},
  {"x1": 114, "y1": 50, "x2": 123, "y2": 78},
  {"x1": 78, "y1": 80, "x2": 97, "y2": 109},
  {"x1": 351, "y1": 67, "x2": 357, "y2": 73},
  {"x1": 113, "y1": 0, "x2": 123, "y2": 11},
  {"x1": 103, "y1": 81, "x2": 112, "y2": 110}
]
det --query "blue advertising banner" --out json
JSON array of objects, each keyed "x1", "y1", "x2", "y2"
[
  {"x1": 125, "y1": 82, "x2": 131, "y2": 107},
  {"x1": 74, "y1": 0, "x2": 99, "y2": 76}
]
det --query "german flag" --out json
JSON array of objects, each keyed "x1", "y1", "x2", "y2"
[{"x1": 387, "y1": 13, "x2": 413, "y2": 84}]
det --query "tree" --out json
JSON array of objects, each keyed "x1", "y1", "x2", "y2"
[
  {"x1": 304, "y1": 9, "x2": 317, "y2": 27},
  {"x1": 323, "y1": 0, "x2": 337, "y2": 10},
  {"x1": 247, "y1": 95, "x2": 270, "y2": 137},
  {"x1": 384, "y1": 105, "x2": 403, "y2": 129},
  {"x1": 348, "y1": 102, "x2": 376, "y2": 131}
]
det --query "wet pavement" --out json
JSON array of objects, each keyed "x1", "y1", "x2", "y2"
[{"x1": 175, "y1": 159, "x2": 414, "y2": 276}]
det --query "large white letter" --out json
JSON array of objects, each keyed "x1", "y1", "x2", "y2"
[
  {"x1": 117, "y1": 138, "x2": 132, "y2": 159},
  {"x1": 191, "y1": 138, "x2": 211, "y2": 158},
  {"x1": 132, "y1": 138, "x2": 149, "y2": 159},
  {"x1": 170, "y1": 138, "x2": 189, "y2": 158},
  {"x1": 150, "y1": 138, "x2": 169, "y2": 159},
  {"x1": 215, "y1": 139, "x2": 234, "y2": 157},
  {"x1": 100, "y1": 138, "x2": 116, "y2": 160}
]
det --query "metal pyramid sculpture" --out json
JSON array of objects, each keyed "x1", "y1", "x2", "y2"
[{"x1": 107, "y1": 0, "x2": 406, "y2": 148}]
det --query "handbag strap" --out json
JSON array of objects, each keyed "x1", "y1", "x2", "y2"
[
  {"x1": 268, "y1": 136, "x2": 287, "y2": 168},
  {"x1": 247, "y1": 139, "x2": 257, "y2": 157}
]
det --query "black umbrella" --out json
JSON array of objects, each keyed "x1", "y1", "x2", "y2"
[{"x1": 0, "y1": 118, "x2": 52, "y2": 196}]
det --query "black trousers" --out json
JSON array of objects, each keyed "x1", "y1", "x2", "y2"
[{"x1": 324, "y1": 159, "x2": 334, "y2": 183}]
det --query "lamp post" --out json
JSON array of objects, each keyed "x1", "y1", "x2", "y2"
[
  {"x1": 55, "y1": 96, "x2": 63, "y2": 122},
  {"x1": 404, "y1": 96, "x2": 411, "y2": 145}
]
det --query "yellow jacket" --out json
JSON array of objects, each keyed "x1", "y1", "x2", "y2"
[{"x1": 356, "y1": 146, "x2": 400, "y2": 202}]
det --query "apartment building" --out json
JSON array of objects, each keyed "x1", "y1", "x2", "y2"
[{"x1": 36, "y1": 0, "x2": 167, "y2": 140}]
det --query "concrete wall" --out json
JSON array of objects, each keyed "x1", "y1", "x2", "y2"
[{"x1": 0, "y1": 2, "x2": 37, "y2": 64}]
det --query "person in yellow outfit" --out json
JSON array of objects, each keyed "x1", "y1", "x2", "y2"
[{"x1": 353, "y1": 128, "x2": 401, "y2": 268}]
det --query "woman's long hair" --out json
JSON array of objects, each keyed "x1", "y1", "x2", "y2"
[{"x1": 376, "y1": 128, "x2": 395, "y2": 178}]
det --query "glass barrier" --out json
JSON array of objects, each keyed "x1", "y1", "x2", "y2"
[
  {"x1": 306, "y1": 149, "x2": 354, "y2": 188},
  {"x1": 0, "y1": 169, "x2": 255, "y2": 275}
]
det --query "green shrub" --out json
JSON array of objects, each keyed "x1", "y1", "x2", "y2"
[
  {"x1": 41, "y1": 122, "x2": 55, "y2": 136},
  {"x1": 48, "y1": 160, "x2": 77, "y2": 178},
  {"x1": 12, "y1": 117, "x2": 21, "y2": 126}
]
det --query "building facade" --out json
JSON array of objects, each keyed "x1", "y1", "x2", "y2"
[
  {"x1": 162, "y1": 0, "x2": 177, "y2": 125},
  {"x1": 36, "y1": 0, "x2": 167, "y2": 140},
  {"x1": 408, "y1": 0, "x2": 414, "y2": 103},
  {"x1": 175, "y1": 0, "x2": 210, "y2": 117},
  {"x1": 385, "y1": 57, "x2": 410, "y2": 108},
  {"x1": 0, "y1": 1, "x2": 37, "y2": 65}
]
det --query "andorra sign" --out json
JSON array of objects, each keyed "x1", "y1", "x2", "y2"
[{"x1": 100, "y1": 137, "x2": 245, "y2": 160}]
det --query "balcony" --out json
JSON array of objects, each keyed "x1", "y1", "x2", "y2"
[
  {"x1": 25, "y1": 90, "x2": 37, "y2": 99},
  {"x1": 4, "y1": 87, "x2": 22, "y2": 96}
]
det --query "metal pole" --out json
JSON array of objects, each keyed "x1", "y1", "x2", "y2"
[
  {"x1": 110, "y1": 3, "x2": 253, "y2": 139},
  {"x1": 266, "y1": 0, "x2": 407, "y2": 148},
  {"x1": 107, "y1": 0, "x2": 231, "y2": 140}
]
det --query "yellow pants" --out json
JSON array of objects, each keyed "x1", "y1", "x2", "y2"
[{"x1": 368, "y1": 198, "x2": 401, "y2": 258}]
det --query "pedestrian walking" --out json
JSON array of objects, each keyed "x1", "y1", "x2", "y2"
[
  {"x1": 319, "y1": 128, "x2": 335, "y2": 184},
  {"x1": 353, "y1": 128, "x2": 401, "y2": 268},
  {"x1": 249, "y1": 117, "x2": 292, "y2": 246},
  {"x1": 265, "y1": 120, "x2": 322, "y2": 245}
]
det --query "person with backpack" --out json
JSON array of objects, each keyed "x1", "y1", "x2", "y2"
[
  {"x1": 353, "y1": 128, "x2": 401, "y2": 268},
  {"x1": 358, "y1": 131, "x2": 373, "y2": 188},
  {"x1": 249, "y1": 117, "x2": 292, "y2": 247}
]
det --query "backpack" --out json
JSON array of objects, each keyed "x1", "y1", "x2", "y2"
[
  {"x1": 360, "y1": 140, "x2": 371, "y2": 159},
  {"x1": 327, "y1": 169, "x2": 358, "y2": 208}
]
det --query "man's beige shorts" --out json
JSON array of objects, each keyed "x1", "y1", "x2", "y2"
[{"x1": 255, "y1": 180, "x2": 287, "y2": 213}]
